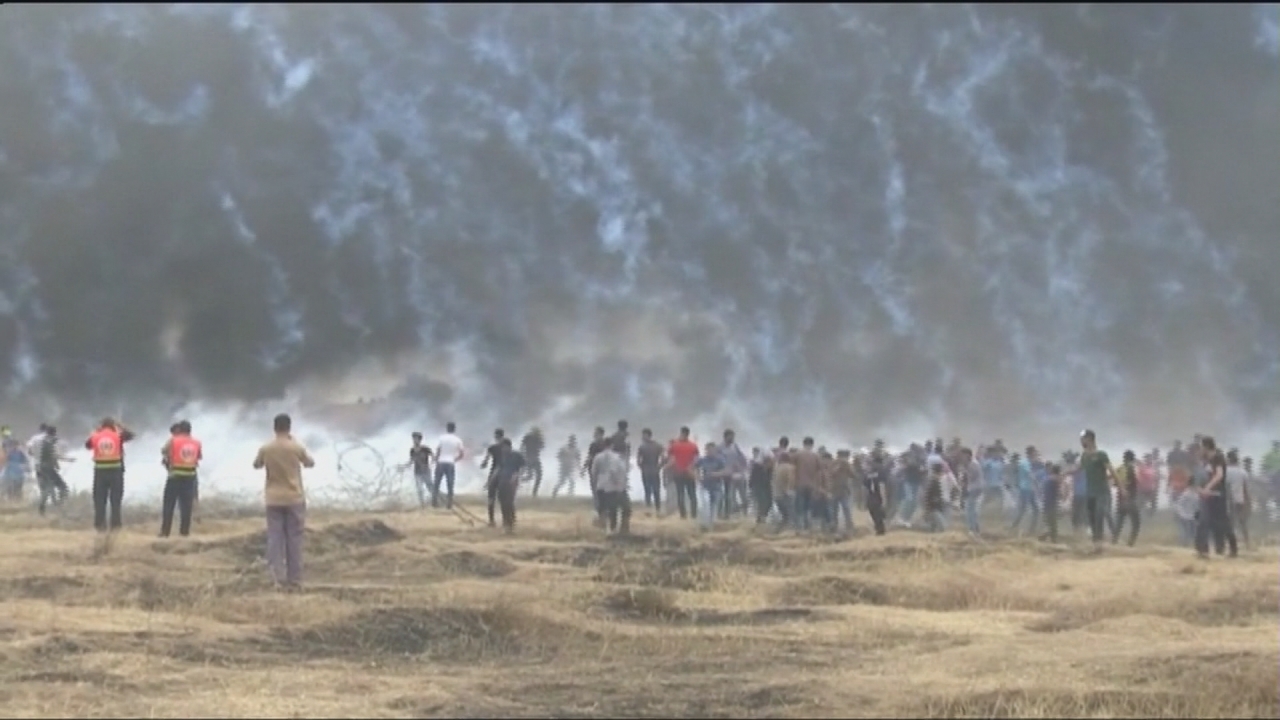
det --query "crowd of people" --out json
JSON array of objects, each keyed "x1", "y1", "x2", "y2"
[
  {"x1": 2, "y1": 414, "x2": 1276, "y2": 593},
  {"x1": 403, "y1": 421, "x2": 1277, "y2": 562}
]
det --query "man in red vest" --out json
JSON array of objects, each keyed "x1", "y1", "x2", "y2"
[
  {"x1": 159, "y1": 420, "x2": 201, "y2": 538},
  {"x1": 85, "y1": 417, "x2": 135, "y2": 533}
]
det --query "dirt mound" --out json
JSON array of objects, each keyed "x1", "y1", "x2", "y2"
[
  {"x1": 597, "y1": 587, "x2": 828, "y2": 627},
  {"x1": 504, "y1": 544, "x2": 613, "y2": 568},
  {"x1": 266, "y1": 603, "x2": 581, "y2": 661},
  {"x1": 1027, "y1": 582, "x2": 1279, "y2": 633},
  {"x1": 433, "y1": 550, "x2": 516, "y2": 578},
  {"x1": 771, "y1": 575, "x2": 895, "y2": 606},
  {"x1": 193, "y1": 519, "x2": 405, "y2": 564}
]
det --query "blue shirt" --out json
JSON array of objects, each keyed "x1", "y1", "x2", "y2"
[
  {"x1": 695, "y1": 455, "x2": 726, "y2": 489},
  {"x1": 981, "y1": 458, "x2": 1004, "y2": 489},
  {"x1": 3, "y1": 438, "x2": 27, "y2": 474},
  {"x1": 1015, "y1": 459, "x2": 1034, "y2": 492}
]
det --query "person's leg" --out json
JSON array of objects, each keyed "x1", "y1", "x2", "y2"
[
  {"x1": 431, "y1": 465, "x2": 445, "y2": 508},
  {"x1": 1087, "y1": 496, "x2": 1104, "y2": 544},
  {"x1": 1044, "y1": 498, "x2": 1059, "y2": 542},
  {"x1": 897, "y1": 483, "x2": 918, "y2": 525},
  {"x1": 92, "y1": 469, "x2": 109, "y2": 531},
  {"x1": 618, "y1": 492, "x2": 632, "y2": 534},
  {"x1": 965, "y1": 488, "x2": 982, "y2": 535},
  {"x1": 499, "y1": 480, "x2": 517, "y2": 532},
  {"x1": 486, "y1": 474, "x2": 499, "y2": 525},
  {"x1": 414, "y1": 472, "x2": 428, "y2": 509},
  {"x1": 531, "y1": 459, "x2": 543, "y2": 497},
  {"x1": 1127, "y1": 504, "x2": 1141, "y2": 546},
  {"x1": 177, "y1": 479, "x2": 196, "y2": 537},
  {"x1": 159, "y1": 477, "x2": 178, "y2": 537},
  {"x1": 282, "y1": 503, "x2": 306, "y2": 586},
  {"x1": 1233, "y1": 502, "x2": 1251, "y2": 549},
  {"x1": 1010, "y1": 489, "x2": 1028, "y2": 533},
  {"x1": 265, "y1": 506, "x2": 288, "y2": 584},
  {"x1": 108, "y1": 469, "x2": 124, "y2": 530},
  {"x1": 1194, "y1": 506, "x2": 1212, "y2": 558}
]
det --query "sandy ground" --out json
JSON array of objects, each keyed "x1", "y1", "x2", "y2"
[{"x1": 0, "y1": 493, "x2": 1275, "y2": 719}]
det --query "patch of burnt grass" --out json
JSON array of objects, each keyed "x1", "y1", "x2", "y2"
[
  {"x1": 912, "y1": 684, "x2": 1278, "y2": 719},
  {"x1": 433, "y1": 549, "x2": 517, "y2": 578},
  {"x1": 593, "y1": 553, "x2": 743, "y2": 592},
  {"x1": 597, "y1": 587, "x2": 828, "y2": 627},
  {"x1": 11, "y1": 670, "x2": 138, "y2": 690},
  {"x1": 0, "y1": 575, "x2": 89, "y2": 603},
  {"x1": 503, "y1": 544, "x2": 613, "y2": 568},
  {"x1": 192, "y1": 519, "x2": 404, "y2": 564},
  {"x1": 774, "y1": 573, "x2": 1044, "y2": 612},
  {"x1": 264, "y1": 602, "x2": 588, "y2": 662}
]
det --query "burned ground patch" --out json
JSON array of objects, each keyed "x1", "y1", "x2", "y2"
[
  {"x1": 432, "y1": 549, "x2": 517, "y2": 578},
  {"x1": 0, "y1": 575, "x2": 89, "y2": 603},
  {"x1": 597, "y1": 587, "x2": 830, "y2": 627}
]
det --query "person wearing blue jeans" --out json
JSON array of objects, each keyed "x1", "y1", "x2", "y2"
[
  {"x1": 695, "y1": 443, "x2": 727, "y2": 530},
  {"x1": 894, "y1": 446, "x2": 926, "y2": 528},
  {"x1": 1009, "y1": 450, "x2": 1040, "y2": 537},
  {"x1": 433, "y1": 462, "x2": 456, "y2": 509}
]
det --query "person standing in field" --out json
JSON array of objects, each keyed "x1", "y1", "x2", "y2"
[{"x1": 253, "y1": 413, "x2": 314, "y2": 591}]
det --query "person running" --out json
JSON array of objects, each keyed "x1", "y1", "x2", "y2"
[
  {"x1": 481, "y1": 429, "x2": 507, "y2": 526},
  {"x1": 36, "y1": 426, "x2": 71, "y2": 515},
  {"x1": 552, "y1": 435, "x2": 580, "y2": 498},
  {"x1": 520, "y1": 427, "x2": 545, "y2": 496}
]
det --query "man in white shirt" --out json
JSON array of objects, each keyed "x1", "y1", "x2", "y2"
[
  {"x1": 432, "y1": 421, "x2": 465, "y2": 509},
  {"x1": 591, "y1": 438, "x2": 631, "y2": 535}
]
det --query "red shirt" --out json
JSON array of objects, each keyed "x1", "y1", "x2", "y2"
[{"x1": 667, "y1": 439, "x2": 699, "y2": 473}]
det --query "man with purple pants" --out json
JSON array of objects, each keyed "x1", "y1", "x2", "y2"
[{"x1": 253, "y1": 413, "x2": 315, "y2": 591}]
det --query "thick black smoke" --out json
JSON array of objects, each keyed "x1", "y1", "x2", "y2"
[{"x1": 0, "y1": 4, "x2": 1276, "y2": 435}]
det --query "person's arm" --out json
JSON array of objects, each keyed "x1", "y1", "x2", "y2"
[
  {"x1": 299, "y1": 447, "x2": 316, "y2": 469},
  {"x1": 119, "y1": 427, "x2": 136, "y2": 443},
  {"x1": 1203, "y1": 461, "x2": 1224, "y2": 493},
  {"x1": 253, "y1": 448, "x2": 265, "y2": 470},
  {"x1": 161, "y1": 439, "x2": 172, "y2": 468},
  {"x1": 84, "y1": 437, "x2": 94, "y2": 451}
]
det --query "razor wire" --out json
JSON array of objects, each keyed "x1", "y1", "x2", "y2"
[{"x1": 331, "y1": 439, "x2": 413, "y2": 510}]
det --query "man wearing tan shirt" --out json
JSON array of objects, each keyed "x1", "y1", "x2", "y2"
[
  {"x1": 253, "y1": 413, "x2": 314, "y2": 590},
  {"x1": 793, "y1": 437, "x2": 822, "y2": 532}
]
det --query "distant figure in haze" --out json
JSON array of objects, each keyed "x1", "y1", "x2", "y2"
[
  {"x1": 2, "y1": 427, "x2": 28, "y2": 502},
  {"x1": 552, "y1": 435, "x2": 580, "y2": 498},
  {"x1": 520, "y1": 427, "x2": 545, "y2": 496},
  {"x1": 253, "y1": 413, "x2": 315, "y2": 591}
]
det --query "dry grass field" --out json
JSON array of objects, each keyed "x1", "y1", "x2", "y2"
[{"x1": 0, "y1": 494, "x2": 1276, "y2": 719}]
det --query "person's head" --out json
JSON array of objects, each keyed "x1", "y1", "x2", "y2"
[
  {"x1": 703, "y1": 441, "x2": 717, "y2": 453},
  {"x1": 177, "y1": 420, "x2": 192, "y2": 435},
  {"x1": 169, "y1": 423, "x2": 181, "y2": 435},
  {"x1": 0, "y1": 426, "x2": 9, "y2": 438},
  {"x1": 1173, "y1": 440, "x2": 1182, "y2": 450},
  {"x1": 1123, "y1": 449, "x2": 1136, "y2": 463},
  {"x1": 617, "y1": 420, "x2": 628, "y2": 433},
  {"x1": 961, "y1": 447, "x2": 973, "y2": 460},
  {"x1": 723, "y1": 428, "x2": 735, "y2": 444},
  {"x1": 273, "y1": 413, "x2": 292, "y2": 435},
  {"x1": 1200, "y1": 436, "x2": 1216, "y2": 453},
  {"x1": 38, "y1": 423, "x2": 49, "y2": 433},
  {"x1": 412, "y1": 432, "x2": 423, "y2": 445},
  {"x1": 46, "y1": 425, "x2": 57, "y2": 438},
  {"x1": 778, "y1": 436, "x2": 790, "y2": 449},
  {"x1": 642, "y1": 428, "x2": 653, "y2": 441},
  {"x1": 567, "y1": 434, "x2": 577, "y2": 445},
  {"x1": 1080, "y1": 429, "x2": 1096, "y2": 451},
  {"x1": 802, "y1": 437, "x2": 815, "y2": 449},
  {"x1": 493, "y1": 428, "x2": 505, "y2": 441},
  {"x1": 837, "y1": 449, "x2": 851, "y2": 461},
  {"x1": 594, "y1": 426, "x2": 606, "y2": 440},
  {"x1": 752, "y1": 446, "x2": 762, "y2": 459},
  {"x1": 1227, "y1": 449, "x2": 1239, "y2": 465},
  {"x1": 100, "y1": 416, "x2": 117, "y2": 430},
  {"x1": 678, "y1": 426, "x2": 690, "y2": 440},
  {"x1": 1026, "y1": 445, "x2": 1038, "y2": 460},
  {"x1": 445, "y1": 421, "x2": 456, "y2": 433},
  {"x1": 1244, "y1": 457, "x2": 1253, "y2": 471}
]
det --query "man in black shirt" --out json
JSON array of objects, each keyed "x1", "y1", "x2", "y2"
[
  {"x1": 584, "y1": 426, "x2": 608, "y2": 517},
  {"x1": 863, "y1": 449, "x2": 889, "y2": 536},
  {"x1": 37, "y1": 426, "x2": 70, "y2": 516},
  {"x1": 520, "y1": 427, "x2": 545, "y2": 496},
  {"x1": 404, "y1": 432, "x2": 433, "y2": 509},
  {"x1": 1194, "y1": 437, "x2": 1237, "y2": 559},
  {"x1": 635, "y1": 428, "x2": 665, "y2": 513},
  {"x1": 493, "y1": 438, "x2": 525, "y2": 533},
  {"x1": 481, "y1": 429, "x2": 506, "y2": 526}
]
